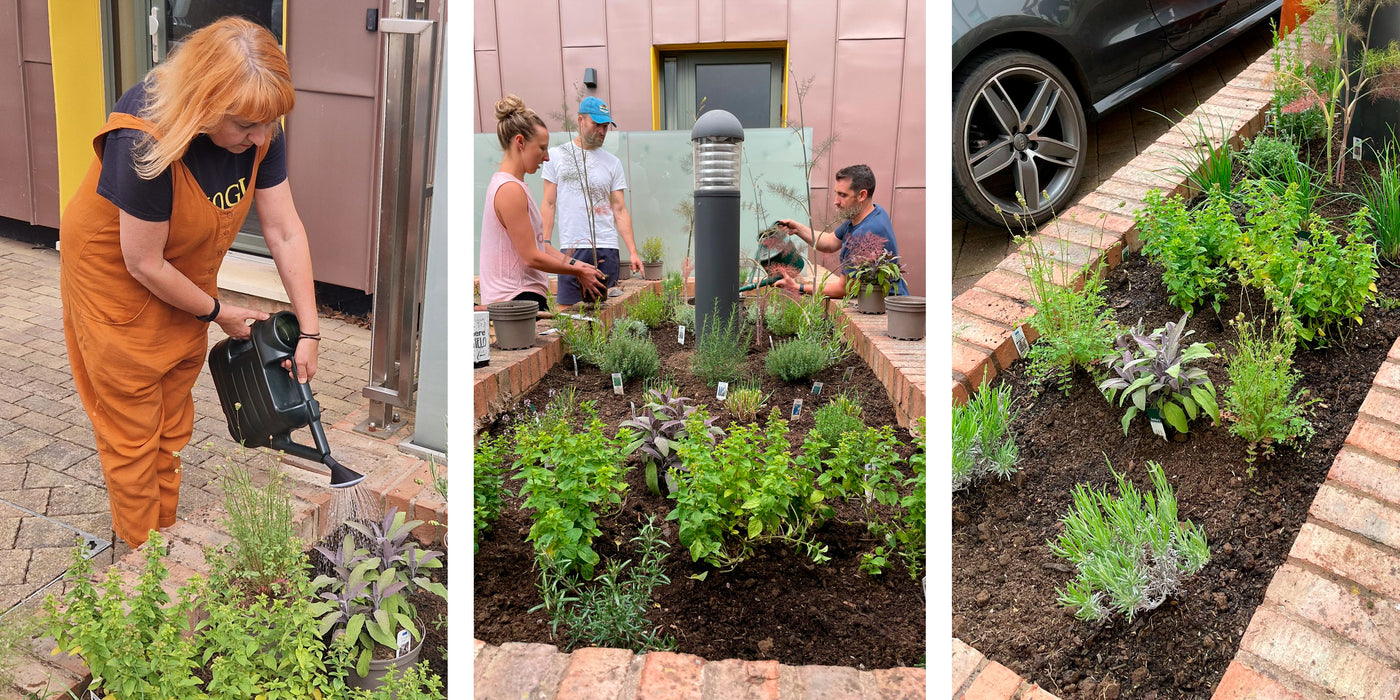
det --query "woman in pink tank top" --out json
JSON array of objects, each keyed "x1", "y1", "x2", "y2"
[{"x1": 479, "y1": 95, "x2": 606, "y2": 308}]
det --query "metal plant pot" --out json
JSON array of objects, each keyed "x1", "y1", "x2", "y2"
[
  {"x1": 643, "y1": 260, "x2": 665, "y2": 280},
  {"x1": 884, "y1": 296, "x2": 925, "y2": 340},
  {"x1": 856, "y1": 288, "x2": 886, "y2": 314},
  {"x1": 487, "y1": 300, "x2": 539, "y2": 350},
  {"x1": 346, "y1": 635, "x2": 424, "y2": 691}
]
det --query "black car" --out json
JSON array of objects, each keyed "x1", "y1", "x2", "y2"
[{"x1": 953, "y1": 0, "x2": 1282, "y2": 227}]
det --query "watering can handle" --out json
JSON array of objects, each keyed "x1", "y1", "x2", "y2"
[{"x1": 269, "y1": 363, "x2": 334, "y2": 464}]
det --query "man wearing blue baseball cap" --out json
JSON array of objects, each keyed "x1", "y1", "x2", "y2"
[{"x1": 541, "y1": 96, "x2": 643, "y2": 305}]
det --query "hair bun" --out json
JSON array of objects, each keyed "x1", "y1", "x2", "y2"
[{"x1": 495, "y1": 95, "x2": 526, "y2": 121}]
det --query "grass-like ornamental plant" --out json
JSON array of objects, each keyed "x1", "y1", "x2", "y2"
[
  {"x1": 1050, "y1": 461, "x2": 1210, "y2": 622},
  {"x1": 556, "y1": 313, "x2": 607, "y2": 367},
  {"x1": 765, "y1": 337, "x2": 830, "y2": 382},
  {"x1": 600, "y1": 325, "x2": 660, "y2": 381},
  {"x1": 1099, "y1": 313, "x2": 1220, "y2": 436},
  {"x1": 724, "y1": 381, "x2": 770, "y2": 422},
  {"x1": 1361, "y1": 143, "x2": 1400, "y2": 260},
  {"x1": 1223, "y1": 314, "x2": 1317, "y2": 471},
  {"x1": 513, "y1": 404, "x2": 630, "y2": 577},
  {"x1": 691, "y1": 306, "x2": 752, "y2": 386},
  {"x1": 531, "y1": 515, "x2": 676, "y2": 652},
  {"x1": 629, "y1": 288, "x2": 670, "y2": 329},
  {"x1": 1020, "y1": 235, "x2": 1119, "y2": 391},
  {"x1": 951, "y1": 381, "x2": 1018, "y2": 490},
  {"x1": 620, "y1": 388, "x2": 723, "y2": 495}
]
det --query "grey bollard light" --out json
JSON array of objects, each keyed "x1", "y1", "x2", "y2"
[{"x1": 691, "y1": 110, "x2": 744, "y2": 343}]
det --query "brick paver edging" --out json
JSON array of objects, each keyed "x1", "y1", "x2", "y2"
[
  {"x1": 474, "y1": 639, "x2": 927, "y2": 699},
  {"x1": 950, "y1": 32, "x2": 1285, "y2": 403}
]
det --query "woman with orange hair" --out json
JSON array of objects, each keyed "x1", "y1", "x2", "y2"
[{"x1": 59, "y1": 17, "x2": 319, "y2": 548}]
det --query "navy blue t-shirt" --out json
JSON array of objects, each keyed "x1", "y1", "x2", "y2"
[
  {"x1": 96, "y1": 81, "x2": 288, "y2": 222},
  {"x1": 835, "y1": 204, "x2": 910, "y2": 296}
]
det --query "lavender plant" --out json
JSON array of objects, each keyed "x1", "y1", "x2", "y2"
[
  {"x1": 1050, "y1": 461, "x2": 1210, "y2": 622},
  {"x1": 1099, "y1": 313, "x2": 1220, "y2": 435},
  {"x1": 951, "y1": 381, "x2": 1018, "y2": 490}
]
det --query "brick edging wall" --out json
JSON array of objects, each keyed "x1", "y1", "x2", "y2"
[{"x1": 475, "y1": 639, "x2": 927, "y2": 699}]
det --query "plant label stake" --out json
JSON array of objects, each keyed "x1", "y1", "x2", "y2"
[
  {"x1": 1146, "y1": 407, "x2": 1168, "y2": 440},
  {"x1": 663, "y1": 470, "x2": 677, "y2": 494},
  {"x1": 612, "y1": 373, "x2": 624, "y2": 395},
  {"x1": 791, "y1": 398, "x2": 803, "y2": 419},
  {"x1": 769, "y1": 335, "x2": 775, "y2": 349},
  {"x1": 397, "y1": 629, "x2": 412, "y2": 657},
  {"x1": 864, "y1": 461, "x2": 875, "y2": 504},
  {"x1": 812, "y1": 381, "x2": 823, "y2": 395},
  {"x1": 717, "y1": 381, "x2": 729, "y2": 401},
  {"x1": 1011, "y1": 327, "x2": 1030, "y2": 358},
  {"x1": 1354, "y1": 136, "x2": 1364, "y2": 160},
  {"x1": 843, "y1": 366, "x2": 854, "y2": 382},
  {"x1": 572, "y1": 354, "x2": 579, "y2": 377},
  {"x1": 678, "y1": 325, "x2": 686, "y2": 345},
  {"x1": 630, "y1": 401, "x2": 636, "y2": 418}
]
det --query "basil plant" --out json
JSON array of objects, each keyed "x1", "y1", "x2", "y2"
[{"x1": 1099, "y1": 313, "x2": 1219, "y2": 435}]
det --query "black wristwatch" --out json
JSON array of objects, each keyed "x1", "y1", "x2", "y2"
[{"x1": 196, "y1": 297, "x2": 220, "y2": 323}]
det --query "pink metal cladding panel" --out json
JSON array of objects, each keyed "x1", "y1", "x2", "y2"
[
  {"x1": 723, "y1": 0, "x2": 788, "y2": 41},
  {"x1": 286, "y1": 0, "x2": 380, "y2": 98},
  {"x1": 284, "y1": 92, "x2": 378, "y2": 290},
  {"x1": 0, "y1": 0, "x2": 31, "y2": 222},
  {"x1": 475, "y1": 0, "x2": 499, "y2": 51},
  {"x1": 831, "y1": 38, "x2": 905, "y2": 209},
  {"x1": 496, "y1": 0, "x2": 565, "y2": 124},
  {"x1": 564, "y1": 46, "x2": 612, "y2": 108},
  {"x1": 560, "y1": 0, "x2": 609, "y2": 47},
  {"x1": 892, "y1": 187, "x2": 925, "y2": 295},
  {"x1": 476, "y1": 49, "x2": 504, "y2": 131},
  {"x1": 19, "y1": 0, "x2": 49, "y2": 63},
  {"x1": 24, "y1": 62, "x2": 60, "y2": 228},
  {"x1": 698, "y1": 0, "x2": 724, "y2": 43},
  {"x1": 602, "y1": 0, "x2": 655, "y2": 129},
  {"x1": 651, "y1": 0, "x2": 700, "y2": 45},
  {"x1": 785, "y1": 0, "x2": 839, "y2": 187},
  {"x1": 894, "y1": 0, "x2": 924, "y2": 189},
  {"x1": 837, "y1": 0, "x2": 908, "y2": 40}
]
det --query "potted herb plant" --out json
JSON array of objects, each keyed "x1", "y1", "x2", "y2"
[
  {"x1": 314, "y1": 508, "x2": 447, "y2": 690},
  {"x1": 640, "y1": 236, "x2": 666, "y2": 280},
  {"x1": 843, "y1": 233, "x2": 904, "y2": 314}
]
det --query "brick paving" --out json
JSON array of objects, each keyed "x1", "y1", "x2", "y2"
[
  {"x1": 951, "y1": 13, "x2": 1400, "y2": 699},
  {"x1": 474, "y1": 278, "x2": 927, "y2": 698},
  {"x1": 952, "y1": 21, "x2": 1276, "y2": 296},
  {"x1": 0, "y1": 231, "x2": 443, "y2": 699}
]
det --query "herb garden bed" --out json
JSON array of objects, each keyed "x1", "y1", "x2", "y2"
[
  {"x1": 953, "y1": 127, "x2": 1400, "y2": 699},
  {"x1": 475, "y1": 307, "x2": 926, "y2": 669}
]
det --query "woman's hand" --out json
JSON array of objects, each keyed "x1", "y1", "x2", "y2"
[
  {"x1": 281, "y1": 337, "x2": 319, "y2": 383},
  {"x1": 575, "y1": 262, "x2": 607, "y2": 298},
  {"x1": 214, "y1": 304, "x2": 270, "y2": 340}
]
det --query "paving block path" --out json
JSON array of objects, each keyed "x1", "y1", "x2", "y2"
[
  {"x1": 0, "y1": 235, "x2": 443, "y2": 699},
  {"x1": 950, "y1": 13, "x2": 1400, "y2": 699}
]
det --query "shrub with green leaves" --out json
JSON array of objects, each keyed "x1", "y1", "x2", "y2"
[
  {"x1": 670, "y1": 408, "x2": 827, "y2": 569},
  {"x1": 513, "y1": 403, "x2": 630, "y2": 578},
  {"x1": 811, "y1": 391, "x2": 864, "y2": 459},
  {"x1": 811, "y1": 424, "x2": 903, "y2": 507},
  {"x1": 671, "y1": 299, "x2": 695, "y2": 327},
  {"x1": 691, "y1": 307, "x2": 752, "y2": 386},
  {"x1": 662, "y1": 270, "x2": 685, "y2": 300},
  {"x1": 1050, "y1": 461, "x2": 1210, "y2": 622},
  {"x1": 1244, "y1": 134, "x2": 1300, "y2": 178},
  {"x1": 474, "y1": 433, "x2": 509, "y2": 553},
  {"x1": 620, "y1": 388, "x2": 723, "y2": 496},
  {"x1": 1099, "y1": 314, "x2": 1220, "y2": 435},
  {"x1": 1022, "y1": 237, "x2": 1119, "y2": 391},
  {"x1": 217, "y1": 460, "x2": 302, "y2": 590},
  {"x1": 898, "y1": 418, "x2": 926, "y2": 580},
  {"x1": 600, "y1": 323, "x2": 661, "y2": 381},
  {"x1": 1137, "y1": 188, "x2": 1237, "y2": 314},
  {"x1": 629, "y1": 288, "x2": 670, "y2": 328},
  {"x1": 951, "y1": 382, "x2": 1018, "y2": 490},
  {"x1": 765, "y1": 337, "x2": 830, "y2": 382},
  {"x1": 531, "y1": 515, "x2": 675, "y2": 652},
  {"x1": 764, "y1": 295, "x2": 804, "y2": 336},
  {"x1": 1223, "y1": 314, "x2": 1317, "y2": 469}
]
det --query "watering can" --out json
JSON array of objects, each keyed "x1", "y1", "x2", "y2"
[
  {"x1": 739, "y1": 224, "x2": 808, "y2": 292},
  {"x1": 208, "y1": 311, "x2": 365, "y2": 488}
]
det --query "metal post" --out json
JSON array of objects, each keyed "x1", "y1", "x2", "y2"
[
  {"x1": 358, "y1": 0, "x2": 441, "y2": 438},
  {"x1": 690, "y1": 110, "x2": 745, "y2": 343}
]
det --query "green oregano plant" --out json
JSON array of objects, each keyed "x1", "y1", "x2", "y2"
[
  {"x1": 951, "y1": 380, "x2": 1018, "y2": 490},
  {"x1": 898, "y1": 417, "x2": 927, "y2": 580},
  {"x1": 1050, "y1": 461, "x2": 1210, "y2": 622},
  {"x1": 1136, "y1": 188, "x2": 1238, "y2": 314},
  {"x1": 474, "y1": 433, "x2": 509, "y2": 553},
  {"x1": 1100, "y1": 314, "x2": 1220, "y2": 435},
  {"x1": 1223, "y1": 313, "x2": 1318, "y2": 470}
]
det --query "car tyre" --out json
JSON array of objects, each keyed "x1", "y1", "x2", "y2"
[{"x1": 953, "y1": 49, "x2": 1087, "y2": 229}]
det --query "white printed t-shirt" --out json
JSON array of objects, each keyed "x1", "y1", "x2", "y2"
[{"x1": 541, "y1": 141, "x2": 627, "y2": 250}]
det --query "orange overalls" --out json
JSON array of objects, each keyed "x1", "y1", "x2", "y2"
[{"x1": 59, "y1": 112, "x2": 269, "y2": 548}]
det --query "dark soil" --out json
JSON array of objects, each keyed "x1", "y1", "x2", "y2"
[
  {"x1": 952, "y1": 135, "x2": 1400, "y2": 698},
  {"x1": 475, "y1": 316, "x2": 926, "y2": 669}
]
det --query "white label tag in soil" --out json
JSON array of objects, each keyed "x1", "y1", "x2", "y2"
[
  {"x1": 612, "y1": 373, "x2": 624, "y2": 395},
  {"x1": 572, "y1": 355, "x2": 579, "y2": 376},
  {"x1": 663, "y1": 470, "x2": 677, "y2": 494},
  {"x1": 397, "y1": 629, "x2": 411, "y2": 657},
  {"x1": 678, "y1": 325, "x2": 686, "y2": 345},
  {"x1": 1146, "y1": 407, "x2": 1167, "y2": 440},
  {"x1": 843, "y1": 366, "x2": 854, "y2": 382},
  {"x1": 1011, "y1": 327, "x2": 1030, "y2": 358},
  {"x1": 864, "y1": 462, "x2": 876, "y2": 503},
  {"x1": 630, "y1": 401, "x2": 636, "y2": 418},
  {"x1": 791, "y1": 398, "x2": 803, "y2": 419},
  {"x1": 812, "y1": 381, "x2": 823, "y2": 395},
  {"x1": 716, "y1": 382, "x2": 729, "y2": 401}
]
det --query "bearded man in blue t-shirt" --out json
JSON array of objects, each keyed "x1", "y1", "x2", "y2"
[{"x1": 774, "y1": 164, "x2": 910, "y2": 298}]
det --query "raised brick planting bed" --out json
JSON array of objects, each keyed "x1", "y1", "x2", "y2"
[
  {"x1": 949, "y1": 13, "x2": 1400, "y2": 699},
  {"x1": 474, "y1": 280, "x2": 927, "y2": 698}
]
